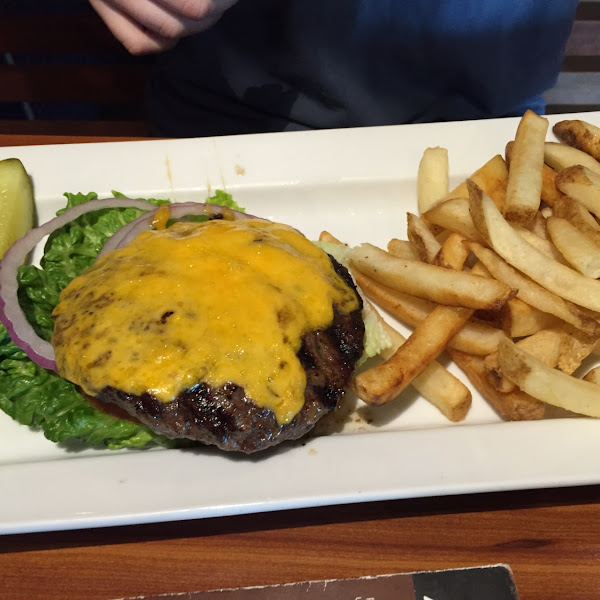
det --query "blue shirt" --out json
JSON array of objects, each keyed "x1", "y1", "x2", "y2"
[{"x1": 146, "y1": 0, "x2": 578, "y2": 137}]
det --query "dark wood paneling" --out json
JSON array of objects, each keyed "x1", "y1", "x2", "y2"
[
  {"x1": 546, "y1": 103, "x2": 600, "y2": 114},
  {"x1": 0, "y1": 119, "x2": 152, "y2": 137},
  {"x1": 576, "y1": 0, "x2": 600, "y2": 20},
  {"x1": 562, "y1": 55, "x2": 600, "y2": 72},
  {"x1": 0, "y1": 64, "x2": 148, "y2": 104},
  {"x1": 0, "y1": 13, "x2": 124, "y2": 54}
]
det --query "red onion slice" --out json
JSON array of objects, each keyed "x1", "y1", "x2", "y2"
[{"x1": 0, "y1": 197, "x2": 154, "y2": 371}]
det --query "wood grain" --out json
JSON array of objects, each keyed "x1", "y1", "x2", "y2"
[{"x1": 1, "y1": 487, "x2": 599, "y2": 600}]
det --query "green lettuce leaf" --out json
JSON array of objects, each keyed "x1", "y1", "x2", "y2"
[
  {"x1": 1, "y1": 190, "x2": 236, "y2": 450},
  {"x1": 206, "y1": 189, "x2": 245, "y2": 212}
]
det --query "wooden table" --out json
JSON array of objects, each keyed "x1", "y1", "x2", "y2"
[{"x1": 1, "y1": 132, "x2": 600, "y2": 600}]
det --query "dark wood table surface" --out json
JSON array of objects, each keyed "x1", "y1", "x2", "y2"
[{"x1": 1, "y1": 132, "x2": 600, "y2": 600}]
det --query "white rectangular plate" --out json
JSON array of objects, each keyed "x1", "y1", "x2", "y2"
[{"x1": 2, "y1": 113, "x2": 600, "y2": 535}]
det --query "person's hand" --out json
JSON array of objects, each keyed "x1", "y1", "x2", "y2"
[{"x1": 89, "y1": 0, "x2": 238, "y2": 55}]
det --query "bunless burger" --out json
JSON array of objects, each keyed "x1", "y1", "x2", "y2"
[{"x1": 50, "y1": 212, "x2": 365, "y2": 453}]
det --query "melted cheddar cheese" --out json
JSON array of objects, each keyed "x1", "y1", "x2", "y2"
[{"x1": 51, "y1": 219, "x2": 360, "y2": 424}]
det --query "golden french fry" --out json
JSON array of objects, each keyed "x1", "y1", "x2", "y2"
[
  {"x1": 554, "y1": 192, "x2": 600, "y2": 230},
  {"x1": 470, "y1": 252, "x2": 563, "y2": 336},
  {"x1": 423, "y1": 197, "x2": 484, "y2": 242},
  {"x1": 352, "y1": 269, "x2": 507, "y2": 355},
  {"x1": 470, "y1": 261, "x2": 491, "y2": 277},
  {"x1": 446, "y1": 154, "x2": 508, "y2": 210},
  {"x1": 467, "y1": 241, "x2": 600, "y2": 336},
  {"x1": 319, "y1": 230, "x2": 345, "y2": 245},
  {"x1": 448, "y1": 348, "x2": 545, "y2": 420},
  {"x1": 434, "y1": 229, "x2": 453, "y2": 244},
  {"x1": 546, "y1": 216, "x2": 600, "y2": 278},
  {"x1": 433, "y1": 232, "x2": 470, "y2": 270},
  {"x1": 526, "y1": 211, "x2": 550, "y2": 240},
  {"x1": 555, "y1": 164, "x2": 600, "y2": 218},
  {"x1": 497, "y1": 337, "x2": 600, "y2": 418},
  {"x1": 486, "y1": 322, "x2": 594, "y2": 391},
  {"x1": 507, "y1": 140, "x2": 562, "y2": 207},
  {"x1": 496, "y1": 297, "x2": 561, "y2": 338},
  {"x1": 556, "y1": 324, "x2": 598, "y2": 375},
  {"x1": 503, "y1": 110, "x2": 548, "y2": 225},
  {"x1": 406, "y1": 212, "x2": 442, "y2": 263},
  {"x1": 468, "y1": 181, "x2": 600, "y2": 314},
  {"x1": 444, "y1": 180, "x2": 468, "y2": 201},
  {"x1": 519, "y1": 329, "x2": 563, "y2": 364},
  {"x1": 373, "y1": 313, "x2": 472, "y2": 421},
  {"x1": 424, "y1": 197, "x2": 482, "y2": 242},
  {"x1": 544, "y1": 141, "x2": 600, "y2": 175},
  {"x1": 552, "y1": 194, "x2": 600, "y2": 254},
  {"x1": 484, "y1": 329, "x2": 563, "y2": 394},
  {"x1": 512, "y1": 224, "x2": 567, "y2": 265},
  {"x1": 553, "y1": 119, "x2": 600, "y2": 162},
  {"x1": 387, "y1": 238, "x2": 421, "y2": 260},
  {"x1": 540, "y1": 166, "x2": 564, "y2": 207},
  {"x1": 353, "y1": 304, "x2": 472, "y2": 406},
  {"x1": 474, "y1": 287, "x2": 562, "y2": 338},
  {"x1": 472, "y1": 155, "x2": 509, "y2": 211},
  {"x1": 349, "y1": 243, "x2": 515, "y2": 310},
  {"x1": 504, "y1": 140, "x2": 513, "y2": 167},
  {"x1": 483, "y1": 352, "x2": 515, "y2": 394},
  {"x1": 417, "y1": 146, "x2": 449, "y2": 213}
]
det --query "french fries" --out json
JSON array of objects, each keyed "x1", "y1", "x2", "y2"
[
  {"x1": 484, "y1": 329, "x2": 562, "y2": 394},
  {"x1": 503, "y1": 110, "x2": 548, "y2": 225},
  {"x1": 445, "y1": 154, "x2": 508, "y2": 210},
  {"x1": 352, "y1": 269, "x2": 507, "y2": 356},
  {"x1": 332, "y1": 111, "x2": 600, "y2": 427},
  {"x1": 497, "y1": 338, "x2": 600, "y2": 418},
  {"x1": 468, "y1": 181, "x2": 600, "y2": 314},
  {"x1": 423, "y1": 197, "x2": 484, "y2": 242},
  {"x1": 556, "y1": 324, "x2": 597, "y2": 374},
  {"x1": 555, "y1": 164, "x2": 600, "y2": 217},
  {"x1": 467, "y1": 241, "x2": 600, "y2": 336},
  {"x1": 447, "y1": 348, "x2": 545, "y2": 420},
  {"x1": 507, "y1": 140, "x2": 562, "y2": 207},
  {"x1": 386, "y1": 238, "x2": 420, "y2": 260},
  {"x1": 544, "y1": 141, "x2": 600, "y2": 175},
  {"x1": 375, "y1": 316, "x2": 472, "y2": 421},
  {"x1": 553, "y1": 119, "x2": 600, "y2": 162},
  {"x1": 512, "y1": 225, "x2": 567, "y2": 265},
  {"x1": 546, "y1": 216, "x2": 600, "y2": 278},
  {"x1": 349, "y1": 243, "x2": 515, "y2": 310},
  {"x1": 433, "y1": 232, "x2": 470, "y2": 270},
  {"x1": 406, "y1": 212, "x2": 442, "y2": 263},
  {"x1": 417, "y1": 146, "x2": 449, "y2": 213},
  {"x1": 353, "y1": 304, "x2": 471, "y2": 406},
  {"x1": 553, "y1": 194, "x2": 600, "y2": 248},
  {"x1": 494, "y1": 297, "x2": 560, "y2": 338}
]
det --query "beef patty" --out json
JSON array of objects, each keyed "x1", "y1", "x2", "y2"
[{"x1": 99, "y1": 258, "x2": 364, "y2": 453}]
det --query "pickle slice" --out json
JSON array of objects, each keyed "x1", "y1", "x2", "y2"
[{"x1": 0, "y1": 158, "x2": 34, "y2": 258}]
